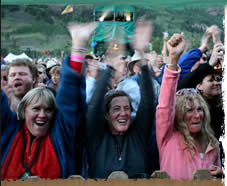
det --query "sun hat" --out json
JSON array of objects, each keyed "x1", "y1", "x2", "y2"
[
  {"x1": 127, "y1": 51, "x2": 143, "y2": 74},
  {"x1": 46, "y1": 59, "x2": 58, "y2": 70}
]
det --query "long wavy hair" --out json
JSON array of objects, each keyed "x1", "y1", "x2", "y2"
[{"x1": 174, "y1": 93, "x2": 219, "y2": 157}]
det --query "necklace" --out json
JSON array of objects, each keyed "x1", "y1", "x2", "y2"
[{"x1": 113, "y1": 135, "x2": 126, "y2": 161}]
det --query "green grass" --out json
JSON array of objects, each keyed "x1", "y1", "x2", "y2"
[
  {"x1": 10, "y1": 32, "x2": 46, "y2": 40},
  {"x1": 1, "y1": 4, "x2": 224, "y2": 57}
]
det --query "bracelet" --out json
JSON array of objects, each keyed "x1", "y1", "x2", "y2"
[
  {"x1": 71, "y1": 47, "x2": 87, "y2": 53},
  {"x1": 166, "y1": 63, "x2": 177, "y2": 66},
  {"x1": 166, "y1": 63, "x2": 177, "y2": 68},
  {"x1": 71, "y1": 54, "x2": 85, "y2": 61}
]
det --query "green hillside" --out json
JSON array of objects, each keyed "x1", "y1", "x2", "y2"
[{"x1": 1, "y1": 5, "x2": 225, "y2": 58}]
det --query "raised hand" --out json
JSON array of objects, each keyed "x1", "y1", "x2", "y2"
[
  {"x1": 133, "y1": 20, "x2": 152, "y2": 52},
  {"x1": 209, "y1": 43, "x2": 225, "y2": 67},
  {"x1": 209, "y1": 25, "x2": 222, "y2": 44},
  {"x1": 167, "y1": 32, "x2": 186, "y2": 66},
  {"x1": 68, "y1": 22, "x2": 96, "y2": 48},
  {"x1": 200, "y1": 27, "x2": 212, "y2": 53}
]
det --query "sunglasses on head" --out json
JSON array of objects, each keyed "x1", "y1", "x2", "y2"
[
  {"x1": 176, "y1": 88, "x2": 200, "y2": 96},
  {"x1": 212, "y1": 75, "x2": 222, "y2": 82}
]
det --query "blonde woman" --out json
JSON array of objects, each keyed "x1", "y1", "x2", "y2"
[
  {"x1": 1, "y1": 22, "x2": 94, "y2": 180},
  {"x1": 156, "y1": 32, "x2": 223, "y2": 180}
]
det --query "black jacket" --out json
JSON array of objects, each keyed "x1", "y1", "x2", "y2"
[{"x1": 86, "y1": 65, "x2": 155, "y2": 178}]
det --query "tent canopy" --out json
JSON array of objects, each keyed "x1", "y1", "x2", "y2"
[
  {"x1": 93, "y1": 21, "x2": 134, "y2": 43},
  {"x1": 94, "y1": 5, "x2": 135, "y2": 12},
  {"x1": 4, "y1": 52, "x2": 32, "y2": 63}
]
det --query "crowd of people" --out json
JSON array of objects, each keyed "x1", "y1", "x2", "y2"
[{"x1": 1, "y1": 20, "x2": 225, "y2": 181}]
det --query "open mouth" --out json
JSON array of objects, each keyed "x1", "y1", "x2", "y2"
[
  {"x1": 35, "y1": 121, "x2": 46, "y2": 126},
  {"x1": 118, "y1": 120, "x2": 127, "y2": 124},
  {"x1": 14, "y1": 82, "x2": 23, "y2": 88}
]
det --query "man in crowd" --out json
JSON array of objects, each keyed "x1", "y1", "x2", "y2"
[{"x1": 6, "y1": 58, "x2": 38, "y2": 112}]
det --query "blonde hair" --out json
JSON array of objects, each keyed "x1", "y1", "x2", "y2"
[
  {"x1": 18, "y1": 87, "x2": 57, "y2": 120},
  {"x1": 175, "y1": 93, "x2": 219, "y2": 155}
]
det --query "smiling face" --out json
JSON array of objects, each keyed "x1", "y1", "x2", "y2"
[
  {"x1": 183, "y1": 99, "x2": 204, "y2": 134},
  {"x1": 105, "y1": 96, "x2": 131, "y2": 135},
  {"x1": 8, "y1": 66, "x2": 35, "y2": 99},
  {"x1": 24, "y1": 98, "x2": 54, "y2": 137},
  {"x1": 197, "y1": 74, "x2": 222, "y2": 99}
]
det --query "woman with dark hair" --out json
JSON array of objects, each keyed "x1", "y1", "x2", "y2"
[
  {"x1": 86, "y1": 20, "x2": 156, "y2": 178},
  {"x1": 156, "y1": 32, "x2": 223, "y2": 180}
]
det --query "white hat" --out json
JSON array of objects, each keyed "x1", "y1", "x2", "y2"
[
  {"x1": 46, "y1": 59, "x2": 58, "y2": 69},
  {"x1": 127, "y1": 51, "x2": 144, "y2": 73}
]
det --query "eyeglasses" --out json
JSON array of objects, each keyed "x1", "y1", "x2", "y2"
[{"x1": 176, "y1": 88, "x2": 200, "y2": 96}]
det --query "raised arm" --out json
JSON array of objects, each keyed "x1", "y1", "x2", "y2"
[
  {"x1": 156, "y1": 33, "x2": 185, "y2": 149},
  {"x1": 134, "y1": 63, "x2": 155, "y2": 138},
  {"x1": 161, "y1": 32, "x2": 168, "y2": 63},
  {"x1": 129, "y1": 20, "x2": 155, "y2": 137},
  {"x1": 86, "y1": 65, "x2": 114, "y2": 141},
  {"x1": 177, "y1": 41, "x2": 224, "y2": 91},
  {"x1": 1, "y1": 89, "x2": 22, "y2": 168},
  {"x1": 1, "y1": 89, "x2": 20, "y2": 134},
  {"x1": 50, "y1": 22, "x2": 96, "y2": 178},
  {"x1": 55, "y1": 22, "x2": 96, "y2": 125}
]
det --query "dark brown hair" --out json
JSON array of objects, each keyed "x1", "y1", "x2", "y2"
[{"x1": 104, "y1": 89, "x2": 133, "y2": 115}]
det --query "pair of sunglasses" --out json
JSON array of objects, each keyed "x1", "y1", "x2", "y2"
[{"x1": 176, "y1": 88, "x2": 200, "y2": 96}]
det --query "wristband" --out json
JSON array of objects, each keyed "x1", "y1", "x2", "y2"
[
  {"x1": 70, "y1": 58, "x2": 84, "y2": 74},
  {"x1": 166, "y1": 63, "x2": 177, "y2": 69},
  {"x1": 71, "y1": 47, "x2": 87, "y2": 53},
  {"x1": 70, "y1": 54, "x2": 85, "y2": 61},
  {"x1": 166, "y1": 63, "x2": 177, "y2": 67}
]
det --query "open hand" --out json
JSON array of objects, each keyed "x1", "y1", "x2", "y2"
[
  {"x1": 133, "y1": 20, "x2": 152, "y2": 52},
  {"x1": 68, "y1": 22, "x2": 96, "y2": 46}
]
